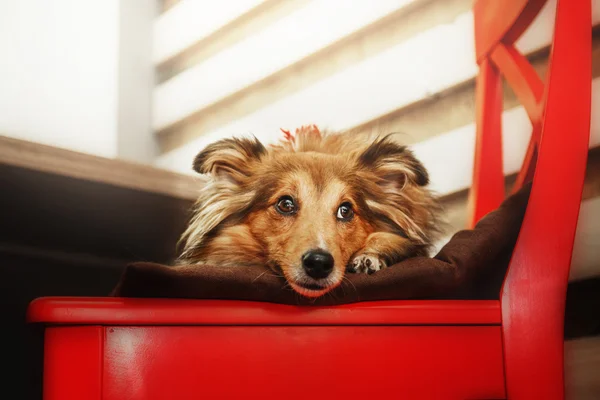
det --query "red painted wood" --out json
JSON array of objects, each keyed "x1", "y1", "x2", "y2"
[
  {"x1": 43, "y1": 327, "x2": 103, "y2": 400},
  {"x1": 468, "y1": 58, "x2": 505, "y2": 228},
  {"x1": 474, "y1": 0, "x2": 547, "y2": 62},
  {"x1": 471, "y1": 2, "x2": 552, "y2": 227},
  {"x1": 501, "y1": 0, "x2": 592, "y2": 398},
  {"x1": 511, "y1": 125, "x2": 540, "y2": 193},
  {"x1": 103, "y1": 326, "x2": 506, "y2": 400},
  {"x1": 27, "y1": 297, "x2": 501, "y2": 326},
  {"x1": 490, "y1": 43, "x2": 544, "y2": 123},
  {"x1": 471, "y1": 1, "x2": 591, "y2": 397}
]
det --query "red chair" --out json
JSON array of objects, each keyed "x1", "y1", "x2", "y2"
[
  {"x1": 28, "y1": 0, "x2": 591, "y2": 398},
  {"x1": 469, "y1": 0, "x2": 591, "y2": 397}
]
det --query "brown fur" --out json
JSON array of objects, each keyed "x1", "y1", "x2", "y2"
[{"x1": 178, "y1": 125, "x2": 442, "y2": 298}]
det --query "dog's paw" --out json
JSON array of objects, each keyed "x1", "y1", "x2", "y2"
[{"x1": 347, "y1": 254, "x2": 387, "y2": 274}]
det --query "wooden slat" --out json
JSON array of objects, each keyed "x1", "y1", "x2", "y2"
[
  {"x1": 0, "y1": 135, "x2": 199, "y2": 201},
  {"x1": 156, "y1": 71, "x2": 600, "y2": 189},
  {"x1": 157, "y1": 0, "x2": 471, "y2": 149},
  {"x1": 157, "y1": 0, "x2": 600, "y2": 155},
  {"x1": 154, "y1": 0, "x2": 422, "y2": 132},
  {"x1": 154, "y1": 0, "x2": 270, "y2": 66},
  {"x1": 157, "y1": 0, "x2": 311, "y2": 83},
  {"x1": 353, "y1": 27, "x2": 600, "y2": 144}
]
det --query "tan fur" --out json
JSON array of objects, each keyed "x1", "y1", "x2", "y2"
[{"x1": 178, "y1": 125, "x2": 442, "y2": 297}]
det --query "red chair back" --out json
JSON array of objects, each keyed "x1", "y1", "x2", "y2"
[{"x1": 470, "y1": 0, "x2": 592, "y2": 398}]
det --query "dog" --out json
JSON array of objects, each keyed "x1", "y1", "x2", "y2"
[{"x1": 177, "y1": 125, "x2": 441, "y2": 298}]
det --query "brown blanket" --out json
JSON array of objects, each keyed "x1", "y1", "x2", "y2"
[{"x1": 112, "y1": 184, "x2": 530, "y2": 305}]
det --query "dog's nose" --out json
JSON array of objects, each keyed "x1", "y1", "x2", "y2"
[{"x1": 302, "y1": 249, "x2": 334, "y2": 279}]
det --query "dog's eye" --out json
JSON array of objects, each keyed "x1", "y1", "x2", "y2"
[
  {"x1": 336, "y1": 202, "x2": 354, "y2": 221},
  {"x1": 276, "y1": 196, "x2": 297, "y2": 215}
]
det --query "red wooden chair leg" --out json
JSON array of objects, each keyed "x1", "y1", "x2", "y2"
[
  {"x1": 468, "y1": 59, "x2": 505, "y2": 228},
  {"x1": 500, "y1": 0, "x2": 592, "y2": 398}
]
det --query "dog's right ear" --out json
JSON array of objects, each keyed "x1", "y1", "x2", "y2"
[
  {"x1": 358, "y1": 134, "x2": 429, "y2": 188},
  {"x1": 193, "y1": 137, "x2": 266, "y2": 183}
]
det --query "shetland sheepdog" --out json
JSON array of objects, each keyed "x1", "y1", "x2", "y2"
[{"x1": 177, "y1": 125, "x2": 441, "y2": 298}]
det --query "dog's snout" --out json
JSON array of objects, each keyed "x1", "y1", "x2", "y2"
[{"x1": 302, "y1": 249, "x2": 334, "y2": 279}]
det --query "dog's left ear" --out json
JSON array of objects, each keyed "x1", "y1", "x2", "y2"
[
  {"x1": 358, "y1": 135, "x2": 429, "y2": 187},
  {"x1": 192, "y1": 137, "x2": 266, "y2": 183}
]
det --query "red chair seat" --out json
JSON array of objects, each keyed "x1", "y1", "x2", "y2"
[
  {"x1": 29, "y1": 297, "x2": 506, "y2": 400},
  {"x1": 28, "y1": 297, "x2": 501, "y2": 325}
]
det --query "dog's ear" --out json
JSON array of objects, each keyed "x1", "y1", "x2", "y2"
[
  {"x1": 358, "y1": 135, "x2": 429, "y2": 188},
  {"x1": 193, "y1": 137, "x2": 266, "y2": 182}
]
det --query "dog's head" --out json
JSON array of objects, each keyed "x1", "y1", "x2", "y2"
[{"x1": 179, "y1": 128, "x2": 439, "y2": 297}]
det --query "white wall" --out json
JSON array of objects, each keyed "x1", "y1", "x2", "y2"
[
  {"x1": 117, "y1": 0, "x2": 157, "y2": 163},
  {"x1": 0, "y1": 0, "x2": 156, "y2": 162},
  {"x1": 0, "y1": 0, "x2": 120, "y2": 157}
]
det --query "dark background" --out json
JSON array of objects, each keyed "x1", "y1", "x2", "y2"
[{"x1": 0, "y1": 163, "x2": 192, "y2": 399}]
